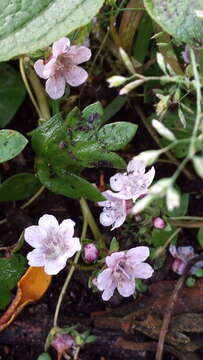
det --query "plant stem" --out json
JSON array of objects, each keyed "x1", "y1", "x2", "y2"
[
  {"x1": 19, "y1": 57, "x2": 42, "y2": 118},
  {"x1": 53, "y1": 219, "x2": 87, "y2": 327},
  {"x1": 26, "y1": 67, "x2": 51, "y2": 121},
  {"x1": 79, "y1": 197, "x2": 106, "y2": 250},
  {"x1": 153, "y1": 228, "x2": 181, "y2": 259}
]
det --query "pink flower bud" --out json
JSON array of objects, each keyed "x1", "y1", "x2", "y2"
[
  {"x1": 153, "y1": 217, "x2": 165, "y2": 229},
  {"x1": 51, "y1": 334, "x2": 75, "y2": 360},
  {"x1": 83, "y1": 243, "x2": 99, "y2": 262}
]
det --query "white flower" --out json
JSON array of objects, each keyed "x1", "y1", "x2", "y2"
[
  {"x1": 24, "y1": 214, "x2": 81, "y2": 275},
  {"x1": 97, "y1": 247, "x2": 154, "y2": 301},
  {"x1": 98, "y1": 190, "x2": 132, "y2": 230},
  {"x1": 109, "y1": 158, "x2": 155, "y2": 201}
]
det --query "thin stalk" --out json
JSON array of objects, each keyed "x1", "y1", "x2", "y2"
[
  {"x1": 19, "y1": 57, "x2": 42, "y2": 118},
  {"x1": 53, "y1": 219, "x2": 87, "y2": 327},
  {"x1": 152, "y1": 228, "x2": 181, "y2": 259},
  {"x1": 27, "y1": 67, "x2": 51, "y2": 121},
  {"x1": 79, "y1": 197, "x2": 106, "y2": 250}
]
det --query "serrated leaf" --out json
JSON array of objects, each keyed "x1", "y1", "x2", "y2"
[
  {"x1": 0, "y1": 0, "x2": 105, "y2": 62},
  {"x1": 0, "y1": 129, "x2": 28, "y2": 163},
  {"x1": 0, "y1": 173, "x2": 41, "y2": 201},
  {"x1": 144, "y1": 0, "x2": 203, "y2": 45},
  {"x1": 0, "y1": 63, "x2": 25, "y2": 128},
  {"x1": 37, "y1": 158, "x2": 104, "y2": 201},
  {"x1": 0, "y1": 254, "x2": 27, "y2": 309}
]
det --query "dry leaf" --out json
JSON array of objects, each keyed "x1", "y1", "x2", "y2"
[{"x1": 0, "y1": 267, "x2": 52, "y2": 331}]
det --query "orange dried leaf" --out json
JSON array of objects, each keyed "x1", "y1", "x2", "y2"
[{"x1": 0, "y1": 267, "x2": 52, "y2": 331}]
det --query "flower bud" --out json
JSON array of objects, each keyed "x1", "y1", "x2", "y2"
[
  {"x1": 153, "y1": 217, "x2": 165, "y2": 229},
  {"x1": 83, "y1": 243, "x2": 99, "y2": 262},
  {"x1": 107, "y1": 75, "x2": 127, "y2": 88}
]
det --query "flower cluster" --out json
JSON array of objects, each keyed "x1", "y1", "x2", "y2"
[
  {"x1": 24, "y1": 214, "x2": 81, "y2": 275},
  {"x1": 34, "y1": 37, "x2": 91, "y2": 99},
  {"x1": 98, "y1": 158, "x2": 155, "y2": 230},
  {"x1": 169, "y1": 245, "x2": 203, "y2": 275},
  {"x1": 97, "y1": 246, "x2": 153, "y2": 301}
]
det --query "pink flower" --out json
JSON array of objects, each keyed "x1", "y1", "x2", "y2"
[
  {"x1": 97, "y1": 246, "x2": 154, "y2": 301},
  {"x1": 98, "y1": 190, "x2": 133, "y2": 230},
  {"x1": 34, "y1": 37, "x2": 91, "y2": 99},
  {"x1": 24, "y1": 214, "x2": 81, "y2": 275},
  {"x1": 83, "y1": 243, "x2": 99, "y2": 262},
  {"x1": 153, "y1": 217, "x2": 165, "y2": 229},
  {"x1": 169, "y1": 245, "x2": 203, "y2": 275},
  {"x1": 109, "y1": 158, "x2": 155, "y2": 201},
  {"x1": 51, "y1": 333, "x2": 75, "y2": 360}
]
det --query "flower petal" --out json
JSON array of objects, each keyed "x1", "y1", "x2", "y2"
[
  {"x1": 59, "y1": 219, "x2": 75, "y2": 239},
  {"x1": 111, "y1": 213, "x2": 126, "y2": 230},
  {"x1": 52, "y1": 37, "x2": 70, "y2": 58},
  {"x1": 109, "y1": 173, "x2": 125, "y2": 192},
  {"x1": 172, "y1": 258, "x2": 185, "y2": 275},
  {"x1": 43, "y1": 58, "x2": 57, "y2": 78},
  {"x1": 27, "y1": 248, "x2": 45, "y2": 266},
  {"x1": 105, "y1": 252, "x2": 125, "y2": 268},
  {"x1": 24, "y1": 225, "x2": 47, "y2": 248},
  {"x1": 117, "y1": 279, "x2": 135, "y2": 297},
  {"x1": 64, "y1": 237, "x2": 81, "y2": 258},
  {"x1": 127, "y1": 246, "x2": 150, "y2": 264},
  {"x1": 34, "y1": 59, "x2": 47, "y2": 79},
  {"x1": 45, "y1": 76, "x2": 66, "y2": 99},
  {"x1": 97, "y1": 268, "x2": 113, "y2": 290},
  {"x1": 133, "y1": 262, "x2": 154, "y2": 279},
  {"x1": 38, "y1": 214, "x2": 59, "y2": 232},
  {"x1": 68, "y1": 45, "x2": 91, "y2": 64},
  {"x1": 44, "y1": 258, "x2": 66, "y2": 275},
  {"x1": 102, "y1": 285, "x2": 116, "y2": 301},
  {"x1": 65, "y1": 65, "x2": 88, "y2": 87},
  {"x1": 127, "y1": 158, "x2": 145, "y2": 175},
  {"x1": 99, "y1": 210, "x2": 114, "y2": 227},
  {"x1": 143, "y1": 166, "x2": 155, "y2": 188}
]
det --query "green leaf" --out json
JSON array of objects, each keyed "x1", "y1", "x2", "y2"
[
  {"x1": 109, "y1": 237, "x2": 119, "y2": 252},
  {"x1": 0, "y1": 173, "x2": 41, "y2": 201},
  {"x1": 144, "y1": 0, "x2": 203, "y2": 45},
  {"x1": 0, "y1": 129, "x2": 28, "y2": 163},
  {"x1": 0, "y1": 63, "x2": 25, "y2": 128},
  {"x1": 151, "y1": 226, "x2": 176, "y2": 247},
  {"x1": 37, "y1": 158, "x2": 104, "y2": 201},
  {"x1": 0, "y1": 0, "x2": 105, "y2": 62},
  {"x1": 197, "y1": 228, "x2": 203, "y2": 248},
  {"x1": 166, "y1": 193, "x2": 189, "y2": 217},
  {"x1": 103, "y1": 96, "x2": 128, "y2": 123},
  {"x1": 0, "y1": 254, "x2": 27, "y2": 309},
  {"x1": 37, "y1": 354, "x2": 52, "y2": 360},
  {"x1": 97, "y1": 122, "x2": 137, "y2": 151}
]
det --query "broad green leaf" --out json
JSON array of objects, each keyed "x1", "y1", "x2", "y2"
[
  {"x1": 151, "y1": 227, "x2": 176, "y2": 247},
  {"x1": 0, "y1": 0, "x2": 105, "y2": 62},
  {"x1": 37, "y1": 158, "x2": 104, "y2": 201},
  {"x1": 0, "y1": 63, "x2": 25, "y2": 128},
  {"x1": 37, "y1": 354, "x2": 52, "y2": 360},
  {"x1": 0, "y1": 129, "x2": 28, "y2": 163},
  {"x1": 144, "y1": 0, "x2": 203, "y2": 45},
  {"x1": 0, "y1": 173, "x2": 41, "y2": 201},
  {"x1": 0, "y1": 254, "x2": 27, "y2": 309},
  {"x1": 97, "y1": 122, "x2": 138, "y2": 151}
]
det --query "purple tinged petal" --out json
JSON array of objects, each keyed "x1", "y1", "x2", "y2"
[
  {"x1": 44, "y1": 258, "x2": 66, "y2": 275},
  {"x1": 117, "y1": 279, "x2": 135, "y2": 297},
  {"x1": 109, "y1": 173, "x2": 125, "y2": 192},
  {"x1": 45, "y1": 76, "x2": 66, "y2": 99},
  {"x1": 133, "y1": 263, "x2": 154, "y2": 279},
  {"x1": 143, "y1": 166, "x2": 155, "y2": 188},
  {"x1": 38, "y1": 214, "x2": 59, "y2": 232},
  {"x1": 102, "y1": 285, "x2": 116, "y2": 301},
  {"x1": 172, "y1": 258, "x2": 185, "y2": 275},
  {"x1": 59, "y1": 219, "x2": 75, "y2": 239},
  {"x1": 52, "y1": 37, "x2": 70, "y2": 58},
  {"x1": 111, "y1": 212, "x2": 126, "y2": 230},
  {"x1": 105, "y1": 252, "x2": 125, "y2": 268},
  {"x1": 127, "y1": 158, "x2": 145, "y2": 175},
  {"x1": 177, "y1": 246, "x2": 195, "y2": 260},
  {"x1": 27, "y1": 249, "x2": 45, "y2": 266},
  {"x1": 97, "y1": 268, "x2": 113, "y2": 290},
  {"x1": 126, "y1": 246, "x2": 150, "y2": 264},
  {"x1": 169, "y1": 245, "x2": 178, "y2": 258},
  {"x1": 34, "y1": 59, "x2": 47, "y2": 79},
  {"x1": 68, "y1": 45, "x2": 92, "y2": 64},
  {"x1": 64, "y1": 65, "x2": 88, "y2": 87},
  {"x1": 64, "y1": 237, "x2": 81, "y2": 258},
  {"x1": 24, "y1": 225, "x2": 47, "y2": 248},
  {"x1": 99, "y1": 211, "x2": 114, "y2": 227},
  {"x1": 43, "y1": 58, "x2": 57, "y2": 78}
]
